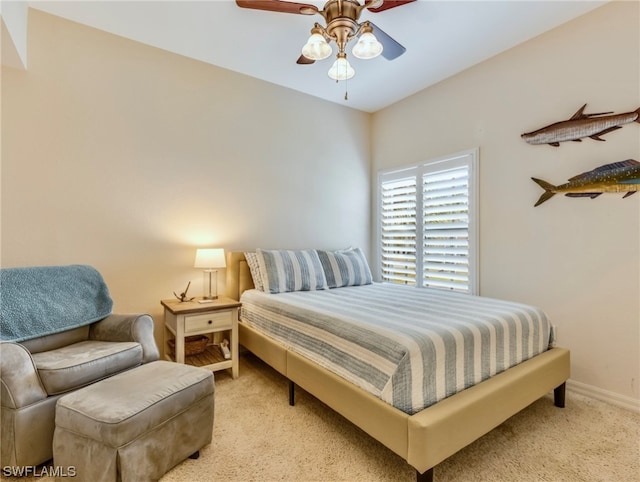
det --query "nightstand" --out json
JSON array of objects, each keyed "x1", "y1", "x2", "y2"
[{"x1": 161, "y1": 297, "x2": 241, "y2": 378}]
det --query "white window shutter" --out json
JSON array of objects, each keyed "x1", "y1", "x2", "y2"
[
  {"x1": 378, "y1": 149, "x2": 478, "y2": 294},
  {"x1": 422, "y1": 165, "x2": 471, "y2": 292},
  {"x1": 380, "y1": 176, "x2": 417, "y2": 285}
]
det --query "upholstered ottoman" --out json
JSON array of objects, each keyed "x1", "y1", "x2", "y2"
[{"x1": 53, "y1": 361, "x2": 214, "y2": 482}]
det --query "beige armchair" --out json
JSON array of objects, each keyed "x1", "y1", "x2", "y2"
[{"x1": 0, "y1": 265, "x2": 159, "y2": 467}]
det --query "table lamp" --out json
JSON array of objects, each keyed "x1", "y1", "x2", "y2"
[{"x1": 194, "y1": 248, "x2": 226, "y2": 302}]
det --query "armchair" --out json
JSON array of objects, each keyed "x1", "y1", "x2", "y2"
[{"x1": 0, "y1": 265, "x2": 159, "y2": 467}]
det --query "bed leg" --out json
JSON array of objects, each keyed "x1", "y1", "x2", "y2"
[
  {"x1": 554, "y1": 382, "x2": 566, "y2": 408},
  {"x1": 289, "y1": 380, "x2": 295, "y2": 406},
  {"x1": 416, "y1": 468, "x2": 433, "y2": 482}
]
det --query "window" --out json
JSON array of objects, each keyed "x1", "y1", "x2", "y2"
[{"x1": 377, "y1": 149, "x2": 478, "y2": 294}]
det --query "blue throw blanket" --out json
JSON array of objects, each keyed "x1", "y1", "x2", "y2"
[{"x1": 0, "y1": 265, "x2": 113, "y2": 342}]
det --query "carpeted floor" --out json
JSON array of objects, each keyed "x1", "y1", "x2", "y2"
[
  {"x1": 5, "y1": 353, "x2": 638, "y2": 482},
  {"x1": 161, "y1": 353, "x2": 639, "y2": 482}
]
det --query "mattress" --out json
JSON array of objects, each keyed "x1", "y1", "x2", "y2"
[{"x1": 240, "y1": 283, "x2": 552, "y2": 415}]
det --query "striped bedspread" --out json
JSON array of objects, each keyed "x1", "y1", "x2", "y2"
[{"x1": 240, "y1": 283, "x2": 551, "y2": 415}]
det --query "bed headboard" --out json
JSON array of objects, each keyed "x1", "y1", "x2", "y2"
[{"x1": 225, "y1": 251, "x2": 254, "y2": 301}]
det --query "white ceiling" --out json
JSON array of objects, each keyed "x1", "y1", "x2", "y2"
[{"x1": 28, "y1": 0, "x2": 608, "y2": 113}]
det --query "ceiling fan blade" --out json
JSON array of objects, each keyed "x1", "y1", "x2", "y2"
[
  {"x1": 296, "y1": 55, "x2": 316, "y2": 65},
  {"x1": 236, "y1": 0, "x2": 319, "y2": 15},
  {"x1": 368, "y1": 0, "x2": 416, "y2": 13},
  {"x1": 369, "y1": 22, "x2": 406, "y2": 60}
]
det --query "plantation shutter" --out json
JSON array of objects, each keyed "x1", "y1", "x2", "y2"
[
  {"x1": 422, "y1": 163, "x2": 471, "y2": 292},
  {"x1": 380, "y1": 171, "x2": 418, "y2": 285},
  {"x1": 378, "y1": 149, "x2": 478, "y2": 294}
]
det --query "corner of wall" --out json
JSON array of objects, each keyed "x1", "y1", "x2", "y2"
[{"x1": 1, "y1": 2, "x2": 28, "y2": 69}]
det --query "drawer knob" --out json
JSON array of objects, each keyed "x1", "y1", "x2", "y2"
[{"x1": 208, "y1": 320, "x2": 213, "y2": 325}]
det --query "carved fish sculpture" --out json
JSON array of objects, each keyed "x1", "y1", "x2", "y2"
[
  {"x1": 531, "y1": 159, "x2": 640, "y2": 206},
  {"x1": 522, "y1": 104, "x2": 640, "y2": 147}
]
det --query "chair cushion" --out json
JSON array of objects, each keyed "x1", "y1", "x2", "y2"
[
  {"x1": 32, "y1": 340, "x2": 142, "y2": 395},
  {"x1": 21, "y1": 326, "x2": 90, "y2": 354}
]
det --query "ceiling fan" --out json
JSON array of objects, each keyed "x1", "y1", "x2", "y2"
[{"x1": 236, "y1": 0, "x2": 416, "y2": 81}]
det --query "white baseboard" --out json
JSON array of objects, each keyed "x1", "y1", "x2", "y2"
[{"x1": 567, "y1": 379, "x2": 640, "y2": 413}]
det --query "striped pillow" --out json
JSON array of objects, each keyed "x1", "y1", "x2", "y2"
[
  {"x1": 317, "y1": 248, "x2": 373, "y2": 288},
  {"x1": 243, "y1": 252, "x2": 265, "y2": 292},
  {"x1": 256, "y1": 249, "x2": 328, "y2": 294}
]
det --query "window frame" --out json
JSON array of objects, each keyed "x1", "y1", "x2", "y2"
[{"x1": 375, "y1": 148, "x2": 479, "y2": 295}]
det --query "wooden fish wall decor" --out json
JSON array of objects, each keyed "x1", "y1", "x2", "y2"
[
  {"x1": 522, "y1": 104, "x2": 640, "y2": 147},
  {"x1": 531, "y1": 159, "x2": 640, "y2": 206}
]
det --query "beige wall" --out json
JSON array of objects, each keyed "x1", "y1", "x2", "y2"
[
  {"x1": 2, "y1": 4, "x2": 638, "y2": 407},
  {"x1": 1, "y1": 10, "x2": 370, "y2": 348},
  {"x1": 372, "y1": 2, "x2": 639, "y2": 405}
]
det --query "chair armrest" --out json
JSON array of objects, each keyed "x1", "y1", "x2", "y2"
[
  {"x1": 0, "y1": 342, "x2": 48, "y2": 408},
  {"x1": 90, "y1": 314, "x2": 160, "y2": 363}
]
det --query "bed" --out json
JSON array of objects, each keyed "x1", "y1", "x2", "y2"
[{"x1": 226, "y1": 251, "x2": 570, "y2": 482}]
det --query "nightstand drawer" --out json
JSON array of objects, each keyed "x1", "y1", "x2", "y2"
[{"x1": 185, "y1": 311, "x2": 232, "y2": 333}]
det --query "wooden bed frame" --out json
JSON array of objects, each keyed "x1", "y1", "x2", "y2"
[{"x1": 226, "y1": 252, "x2": 570, "y2": 481}]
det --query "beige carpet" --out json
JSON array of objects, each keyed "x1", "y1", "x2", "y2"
[
  {"x1": 6, "y1": 354, "x2": 639, "y2": 482},
  {"x1": 162, "y1": 353, "x2": 639, "y2": 482}
]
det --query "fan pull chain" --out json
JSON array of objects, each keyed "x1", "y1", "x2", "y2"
[
  {"x1": 333, "y1": 60, "x2": 348, "y2": 101},
  {"x1": 344, "y1": 75, "x2": 348, "y2": 101}
]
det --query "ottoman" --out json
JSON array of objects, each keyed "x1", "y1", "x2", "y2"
[{"x1": 53, "y1": 361, "x2": 214, "y2": 482}]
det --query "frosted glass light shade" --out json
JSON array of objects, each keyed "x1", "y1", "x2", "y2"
[
  {"x1": 352, "y1": 31, "x2": 383, "y2": 59},
  {"x1": 327, "y1": 56, "x2": 355, "y2": 80},
  {"x1": 302, "y1": 33, "x2": 332, "y2": 60}
]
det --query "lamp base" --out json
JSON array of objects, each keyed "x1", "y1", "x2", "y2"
[
  {"x1": 198, "y1": 297, "x2": 217, "y2": 304},
  {"x1": 200, "y1": 270, "x2": 219, "y2": 303}
]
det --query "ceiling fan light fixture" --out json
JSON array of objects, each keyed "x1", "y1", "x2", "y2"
[
  {"x1": 327, "y1": 53, "x2": 355, "y2": 81},
  {"x1": 302, "y1": 32, "x2": 332, "y2": 61},
  {"x1": 352, "y1": 31, "x2": 383, "y2": 60}
]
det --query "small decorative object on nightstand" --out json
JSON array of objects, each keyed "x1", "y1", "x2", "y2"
[
  {"x1": 161, "y1": 296, "x2": 241, "y2": 378},
  {"x1": 173, "y1": 281, "x2": 194, "y2": 302}
]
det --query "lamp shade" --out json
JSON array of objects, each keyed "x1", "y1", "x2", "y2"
[
  {"x1": 327, "y1": 54, "x2": 355, "y2": 81},
  {"x1": 194, "y1": 248, "x2": 226, "y2": 269},
  {"x1": 352, "y1": 31, "x2": 383, "y2": 59},
  {"x1": 302, "y1": 32, "x2": 332, "y2": 60}
]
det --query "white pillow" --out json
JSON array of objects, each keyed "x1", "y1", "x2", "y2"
[
  {"x1": 256, "y1": 249, "x2": 328, "y2": 294},
  {"x1": 243, "y1": 252, "x2": 265, "y2": 291}
]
